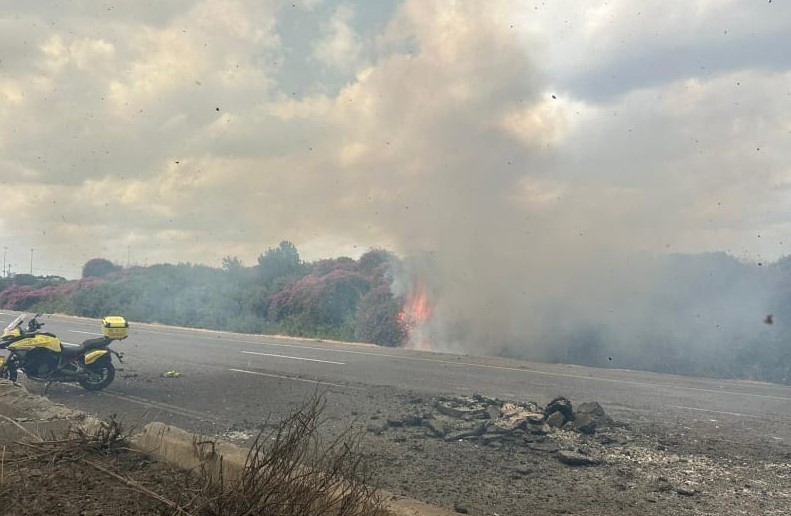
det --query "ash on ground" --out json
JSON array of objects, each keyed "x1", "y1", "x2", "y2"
[
  {"x1": 360, "y1": 393, "x2": 791, "y2": 515},
  {"x1": 367, "y1": 394, "x2": 610, "y2": 466}
]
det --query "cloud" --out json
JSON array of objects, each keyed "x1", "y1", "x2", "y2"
[
  {"x1": 312, "y1": 3, "x2": 363, "y2": 72},
  {"x1": 0, "y1": 0, "x2": 789, "y2": 308}
]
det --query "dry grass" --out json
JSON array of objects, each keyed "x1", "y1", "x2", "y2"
[
  {"x1": 0, "y1": 398, "x2": 387, "y2": 516},
  {"x1": 192, "y1": 395, "x2": 387, "y2": 516}
]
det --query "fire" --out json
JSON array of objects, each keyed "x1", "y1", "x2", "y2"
[{"x1": 397, "y1": 282, "x2": 434, "y2": 350}]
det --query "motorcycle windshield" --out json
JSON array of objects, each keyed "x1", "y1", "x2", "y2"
[{"x1": 4, "y1": 314, "x2": 26, "y2": 333}]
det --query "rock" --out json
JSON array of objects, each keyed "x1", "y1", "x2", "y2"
[
  {"x1": 676, "y1": 487, "x2": 697, "y2": 496},
  {"x1": 526, "y1": 423, "x2": 553, "y2": 435},
  {"x1": 596, "y1": 433, "x2": 627, "y2": 446},
  {"x1": 479, "y1": 433, "x2": 505, "y2": 444},
  {"x1": 386, "y1": 417, "x2": 404, "y2": 427},
  {"x1": 488, "y1": 419, "x2": 524, "y2": 434},
  {"x1": 544, "y1": 397, "x2": 575, "y2": 422},
  {"x1": 574, "y1": 401, "x2": 607, "y2": 433},
  {"x1": 546, "y1": 411, "x2": 566, "y2": 428},
  {"x1": 514, "y1": 465, "x2": 532, "y2": 475},
  {"x1": 486, "y1": 405, "x2": 502, "y2": 420},
  {"x1": 573, "y1": 413, "x2": 598, "y2": 434},
  {"x1": 402, "y1": 414, "x2": 423, "y2": 427},
  {"x1": 454, "y1": 504, "x2": 469, "y2": 514},
  {"x1": 444, "y1": 422, "x2": 487, "y2": 441},
  {"x1": 576, "y1": 401, "x2": 606, "y2": 420},
  {"x1": 572, "y1": 402, "x2": 608, "y2": 434},
  {"x1": 434, "y1": 399, "x2": 488, "y2": 420},
  {"x1": 366, "y1": 422, "x2": 388, "y2": 435},
  {"x1": 526, "y1": 442, "x2": 559, "y2": 453},
  {"x1": 556, "y1": 450, "x2": 601, "y2": 466},
  {"x1": 525, "y1": 413, "x2": 545, "y2": 425},
  {"x1": 424, "y1": 419, "x2": 446, "y2": 438}
]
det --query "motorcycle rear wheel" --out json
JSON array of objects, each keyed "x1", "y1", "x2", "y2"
[{"x1": 78, "y1": 358, "x2": 115, "y2": 391}]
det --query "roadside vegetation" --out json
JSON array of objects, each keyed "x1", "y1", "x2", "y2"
[
  {"x1": 0, "y1": 398, "x2": 386, "y2": 516},
  {"x1": 0, "y1": 244, "x2": 790, "y2": 384},
  {"x1": 0, "y1": 243, "x2": 405, "y2": 346}
]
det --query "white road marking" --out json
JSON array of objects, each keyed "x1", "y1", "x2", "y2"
[
  {"x1": 100, "y1": 391, "x2": 218, "y2": 421},
  {"x1": 70, "y1": 330, "x2": 103, "y2": 336},
  {"x1": 240, "y1": 351, "x2": 345, "y2": 365},
  {"x1": 666, "y1": 405, "x2": 767, "y2": 420},
  {"x1": 43, "y1": 315, "x2": 791, "y2": 404},
  {"x1": 229, "y1": 368, "x2": 347, "y2": 387}
]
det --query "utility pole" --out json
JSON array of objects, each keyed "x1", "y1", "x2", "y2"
[
  {"x1": 30, "y1": 248, "x2": 34, "y2": 275},
  {"x1": 2, "y1": 247, "x2": 6, "y2": 278}
]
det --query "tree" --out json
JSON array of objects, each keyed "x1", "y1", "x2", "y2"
[
  {"x1": 355, "y1": 285, "x2": 406, "y2": 346},
  {"x1": 221, "y1": 256, "x2": 244, "y2": 273},
  {"x1": 82, "y1": 258, "x2": 121, "y2": 279},
  {"x1": 257, "y1": 241, "x2": 304, "y2": 286}
]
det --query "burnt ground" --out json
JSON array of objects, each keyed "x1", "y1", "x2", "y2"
[
  {"x1": 0, "y1": 442, "x2": 192, "y2": 515},
  {"x1": 9, "y1": 312, "x2": 785, "y2": 516},
  {"x1": 353, "y1": 392, "x2": 791, "y2": 516},
  {"x1": 7, "y1": 377, "x2": 791, "y2": 516}
]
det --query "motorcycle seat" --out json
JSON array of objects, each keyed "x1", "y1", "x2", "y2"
[{"x1": 61, "y1": 337, "x2": 109, "y2": 356}]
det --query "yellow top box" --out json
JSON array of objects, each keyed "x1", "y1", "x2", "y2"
[{"x1": 101, "y1": 316, "x2": 129, "y2": 340}]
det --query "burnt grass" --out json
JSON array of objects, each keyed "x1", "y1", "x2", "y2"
[{"x1": 2, "y1": 392, "x2": 791, "y2": 516}]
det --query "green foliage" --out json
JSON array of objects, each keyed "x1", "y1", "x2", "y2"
[
  {"x1": 82, "y1": 258, "x2": 121, "y2": 279},
  {"x1": 257, "y1": 241, "x2": 306, "y2": 287},
  {"x1": 0, "y1": 244, "x2": 405, "y2": 349},
  {"x1": 5, "y1": 246, "x2": 791, "y2": 385},
  {"x1": 13, "y1": 274, "x2": 37, "y2": 286},
  {"x1": 222, "y1": 255, "x2": 244, "y2": 273},
  {"x1": 355, "y1": 285, "x2": 405, "y2": 346}
]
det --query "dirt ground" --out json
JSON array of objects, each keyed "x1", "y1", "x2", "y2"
[
  {"x1": 0, "y1": 443, "x2": 191, "y2": 515},
  {"x1": 352, "y1": 393, "x2": 791, "y2": 516},
  {"x1": 3, "y1": 385, "x2": 791, "y2": 516}
]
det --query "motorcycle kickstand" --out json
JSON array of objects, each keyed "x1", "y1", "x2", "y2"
[{"x1": 44, "y1": 380, "x2": 53, "y2": 394}]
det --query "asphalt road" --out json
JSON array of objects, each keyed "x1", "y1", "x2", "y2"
[{"x1": 3, "y1": 312, "x2": 791, "y2": 449}]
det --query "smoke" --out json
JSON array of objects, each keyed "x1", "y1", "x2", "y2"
[
  {"x1": 353, "y1": 1, "x2": 785, "y2": 366},
  {"x1": 2, "y1": 0, "x2": 789, "y2": 370}
]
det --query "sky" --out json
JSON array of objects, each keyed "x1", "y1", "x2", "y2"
[{"x1": 1, "y1": 0, "x2": 790, "y2": 279}]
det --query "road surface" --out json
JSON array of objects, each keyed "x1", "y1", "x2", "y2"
[{"x1": 1, "y1": 311, "x2": 788, "y2": 449}]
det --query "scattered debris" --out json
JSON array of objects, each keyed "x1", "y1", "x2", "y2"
[
  {"x1": 370, "y1": 393, "x2": 616, "y2": 469},
  {"x1": 161, "y1": 370, "x2": 182, "y2": 378},
  {"x1": 556, "y1": 450, "x2": 602, "y2": 466},
  {"x1": 544, "y1": 396, "x2": 575, "y2": 422}
]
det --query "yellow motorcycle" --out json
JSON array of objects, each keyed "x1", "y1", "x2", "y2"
[{"x1": 0, "y1": 313, "x2": 128, "y2": 391}]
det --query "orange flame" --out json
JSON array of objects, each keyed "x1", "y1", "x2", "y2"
[{"x1": 397, "y1": 283, "x2": 433, "y2": 350}]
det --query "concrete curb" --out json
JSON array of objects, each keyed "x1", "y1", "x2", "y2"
[
  {"x1": 132, "y1": 421, "x2": 454, "y2": 516},
  {"x1": 0, "y1": 381, "x2": 453, "y2": 516},
  {"x1": 0, "y1": 380, "x2": 102, "y2": 442}
]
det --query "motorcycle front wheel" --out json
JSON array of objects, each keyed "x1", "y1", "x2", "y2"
[{"x1": 78, "y1": 358, "x2": 115, "y2": 391}]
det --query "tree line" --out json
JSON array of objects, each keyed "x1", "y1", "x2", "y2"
[
  {"x1": 0, "y1": 245, "x2": 789, "y2": 384},
  {"x1": 0, "y1": 242, "x2": 405, "y2": 346}
]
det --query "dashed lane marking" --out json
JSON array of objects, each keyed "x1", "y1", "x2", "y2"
[
  {"x1": 99, "y1": 391, "x2": 218, "y2": 421},
  {"x1": 30, "y1": 316, "x2": 791, "y2": 405},
  {"x1": 240, "y1": 351, "x2": 345, "y2": 365},
  {"x1": 665, "y1": 404, "x2": 784, "y2": 420},
  {"x1": 229, "y1": 368, "x2": 348, "y2": 387}
]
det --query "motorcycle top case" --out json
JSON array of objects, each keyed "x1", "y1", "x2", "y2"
[{"x1": 101, "y1": 316, "x2": 129, "y2": 340}]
